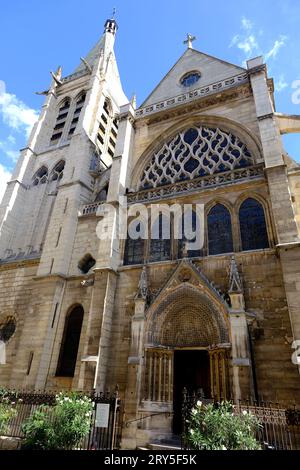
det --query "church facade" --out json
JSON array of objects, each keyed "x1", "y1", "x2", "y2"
[{"x1": 1, "y1": 17, "x2": 300, "y2": 448}]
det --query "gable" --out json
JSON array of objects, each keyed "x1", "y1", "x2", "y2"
[{"x1": 141, "y1": 48, "x2": 246, "y2": 108}]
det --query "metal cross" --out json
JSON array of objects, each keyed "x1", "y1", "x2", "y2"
[{"x1": 183, "y1": 33, "x2": 196, "y2": 49}]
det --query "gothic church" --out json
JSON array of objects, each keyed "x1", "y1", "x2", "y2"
[{"x1": 1, "y1": 17, "x2": 300, "y2": 448}]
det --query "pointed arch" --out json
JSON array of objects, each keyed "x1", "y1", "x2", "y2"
[
  {"x1": 68, "y1": 91, "x2": 86, "y2": 138},
  {"x1": 130, "y1": 115, "x2": 262, "y2": 190},
  {"x1": 239, "y1": 197, "x2": 269, "y2": 251},
  {"x1": 56, "y1": 304, "x2": 84, "y2": 377},
  {"x1": 207, "y1": 203, "x2": 233, "y2": 255},
  {"x1": 146, "y1": 284, "x2": 229, "y2": 348},
  {"x1": 50, "y1": 97, "x2": 71, "y2": 145},
  {"x1": 32, "y1": 166, "x2": 48, "y2": 186},
  {"x1": 50, "y1": 159, "x2": 65, "y2": 181}
]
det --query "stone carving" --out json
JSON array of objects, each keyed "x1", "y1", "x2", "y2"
[
  {"x1": 135, "y1": 72, "x2": 249, "y2": 118},
  {"x1": 128, "y1": 164, "x2": 264, "y2": 204},
  {"x1": 228, "y1": 255, "x2": 243, "y2": 293},
  {"x1": 140, "y1": 126, "x2": 253, "y2": 189},
  {"x1": 136, "y1": 265, "x2": 148, "y2": 300}
]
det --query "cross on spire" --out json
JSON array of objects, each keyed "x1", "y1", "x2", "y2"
[{"x1": 184, "y1": 33, "x2": 196, "y2": 49}]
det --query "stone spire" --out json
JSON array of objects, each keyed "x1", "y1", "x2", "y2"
[{"x1": 73, "y1": 16, "x2": 118, "y2": 74}]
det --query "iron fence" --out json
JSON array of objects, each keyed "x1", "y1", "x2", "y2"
[
  {"x1": 181, "y1": 390, "x2": 300, "y2": 450},
  {"x1": 0, "y1": 388, "x2": 122, "y2": 450}
]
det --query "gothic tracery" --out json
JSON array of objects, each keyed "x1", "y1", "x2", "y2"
[{"x1": 140, "y1": 126, "x2": 254, "y2": 189}]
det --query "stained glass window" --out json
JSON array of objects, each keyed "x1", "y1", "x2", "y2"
[
  {"x1": 239, "y1": 198, "x2": 269, "y2": 251},
  {"x1": 140, "y1": 126, "x2": 253, "y2": 189},
  {"x1": 181, "y1": 72, "x2": 201, "y2": 87},
  {"x1": 178, "y1": 210, "x2": 202, "y2": 258},
  {"x1": 124, "y1": 222, "x2": 145, "y2": 265},
  {"x1": 149, "y1": 215, "x2": 171, "y2": 262},
  {"x1": 207, "y1": 204, "x2": 233, "y2": 255}
]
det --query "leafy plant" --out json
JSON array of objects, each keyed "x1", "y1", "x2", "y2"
[
  {"x1": 185, "y1": 400, "x2": 262, "y2": 450},
  {"x1": 22, "y1": 392, "x2": 93, "y2": 450},
  {"x1": 0, "y1": 389, "x2": 17, "y2": 435}
]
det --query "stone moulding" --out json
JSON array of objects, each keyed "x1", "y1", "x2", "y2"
[
  {"x1": 135, "y1": 72, "x2": 249, "y2": 119},
  {"x1": 127, "y1": 164, "x2": 265, "y2": 204}
]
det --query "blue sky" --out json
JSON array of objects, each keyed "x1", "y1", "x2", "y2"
[{"x1": 1, "y1": 0, "x2": 300, "y2": 201}]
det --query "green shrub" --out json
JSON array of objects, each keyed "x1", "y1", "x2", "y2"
[
  {"x1": 22, "y1": 392, "x2": 93, "y2": 450},
  {"x1": 0, "y1": 389, "x2": 17, "y2": 435},
  {"x1": 185, "y1": 400, "x2": 262, "y2": 450}
]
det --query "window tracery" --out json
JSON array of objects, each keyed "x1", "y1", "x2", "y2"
[
  {"x1": 32, "y1": 166, "x2": 48, "y2": 186},
  {"x1": 140, "y1": 126, "x2": 253, "y2": 189},
  {"x1": 50, "y1": 160, "x2": 65, "y2": 182}
]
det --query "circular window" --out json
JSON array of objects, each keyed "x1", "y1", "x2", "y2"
[
  {"x1": 0, "y1": 317, "x2": 16, "y2": 343},
  {"x1": 180, "y1": 71, "x2": 201, "y2": 87}
]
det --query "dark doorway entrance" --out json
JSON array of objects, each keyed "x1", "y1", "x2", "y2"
[{"x1": 173, "y1": 349, "x2": 210, "y2": 434}]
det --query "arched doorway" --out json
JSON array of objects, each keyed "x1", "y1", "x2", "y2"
[
  {"x1": 144, "y1": 285, "x2": 230, "y2": 433},
  {"x1": 56, "y1": 305, "x2": 84, "y2": 377}
]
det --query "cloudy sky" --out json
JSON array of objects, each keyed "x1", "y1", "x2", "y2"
[{"x1": 1, "y1": 0, "x2": 300, "y2": 202}]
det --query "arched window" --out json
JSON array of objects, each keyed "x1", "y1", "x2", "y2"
[
  {"x1": 207, "y1": 204, "x2": 233, "y2": 255},
  {"x1": 0, "y1": 316, "x2": 16, "y2": 343},
  {"x1": 96, "y1": 99, "x2": 118, "y2": 160},
  {"x1": 149, "y1": 214, "x2": 171, "y2": 262},
  {"x1": 239, "y1": 198, "x2": 269, "y2": 251},
  {"x1": 78, "y1": 254, "x2": 96, "y2": 274},
  {"x1": 178, "y1": 210, "x2": 202, "y2": 258},
  {"x1": 50, "y1": 98, "x2": 70, "y2": 145},
  {"x1": 32, "y1": 166, "x2": 48, "y2": 186},
  {"x1": 50, "y1": 160, "x2": 65, "y2": 182},
  {"x1": 56, "y1": 305, "x2": 84, "y2": 377},
  {"x1": 68, "y1": 92, "x2": 86, "y2": 138},
  {"x1": 140, "y1": 126, "x2": 253, "y2": 189},
  {"x1": 124, "y1": 220, "x2": 145, "y2": 266}
]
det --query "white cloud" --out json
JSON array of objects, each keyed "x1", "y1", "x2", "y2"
[
  {"x1": 241, "y1": 17, "x2": 253, "y2": 31},
  {"x1": 265, "y1": 35, "x2": 287, "y2": 61},
  {"x1": 230, "y1": 17, "x2": 287, "y2": 63},
  {"x1": 232, "y1": 34, "x2": 259, "y2": 57},
  {"x1": 0, "y1": 138, "x2": 19, "y2": 162},
  {"x1": 275, "y1": 75, "x2": 288, "y2": 92},
  {"x1": 0, "y1": 163, "x2": 11, "y2": 204},
  {"x1": 0, "y1": 80, "x2": 38, "y2": 137}
]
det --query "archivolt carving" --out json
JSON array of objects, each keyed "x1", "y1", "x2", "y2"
[
  {"x1": 146, "y1": 285, "x2": 229, "y2": 348},
  {"x1": 140, "y1": 126, "x2": 253, "y2": 189}
]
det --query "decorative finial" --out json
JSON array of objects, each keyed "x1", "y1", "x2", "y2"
[
  {"x1": 112, "y1": 7, "x2": 116, "y2": 19},
  {"x1": 130, "y1": 93, "x2": 137, "y2": 109},
  {"x1": 228, "y1": 256, "x2": 243, "y2": 294},
  {"x1": 136, "y1": 265, "x2": 148, "y2": 300},
  {"x1": 183, "y1": 33, "x2": 196, "y2": 49}
]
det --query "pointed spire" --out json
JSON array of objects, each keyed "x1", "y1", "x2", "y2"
[
  {"x1": 73, "y1": 16, "x2": 117, "y2": 75},
  {"x1": 228, "y1": 256, "x2": 243, "y2": 294}
]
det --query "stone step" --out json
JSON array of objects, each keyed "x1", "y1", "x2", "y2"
[{"x1": 148, "y1": 442, "x2": 182, "y2": 451}]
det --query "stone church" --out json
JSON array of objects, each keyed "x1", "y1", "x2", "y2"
[{"x1": 1, "y1": 16, "x2": 300, "y2": 448}]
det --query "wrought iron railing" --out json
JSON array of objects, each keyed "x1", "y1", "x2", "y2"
[
  {"x1": 0, "y1": 388, "x2": 122, "y2": 450},
  {"x1": 181, "y1": 391, "x2": 300, "y2": 450}
]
